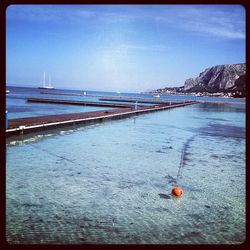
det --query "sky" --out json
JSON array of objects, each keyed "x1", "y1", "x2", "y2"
[{"x1": 6, "y1": 4, "x2": 246, "y2": 92}]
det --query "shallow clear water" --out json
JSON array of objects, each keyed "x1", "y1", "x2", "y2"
[{"x1": 6, "y1": 88, "x2": 245, "y2": 244}]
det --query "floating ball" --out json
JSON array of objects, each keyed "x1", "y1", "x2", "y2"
[{"x1": 172, "y1": 186, "x2": 183, "y2": 197}]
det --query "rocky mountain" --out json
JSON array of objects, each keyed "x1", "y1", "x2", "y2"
[{"x1": 184, "y1": 63, "x2": 246, "y2": 93}]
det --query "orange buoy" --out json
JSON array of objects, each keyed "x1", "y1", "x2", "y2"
[{"x1": 172, "y1": 186, "x2": 183, "y2": 197}]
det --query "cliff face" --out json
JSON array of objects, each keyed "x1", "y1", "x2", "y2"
[{"x1": 184, "y1": 63, "x2": 246, "y2": 92}]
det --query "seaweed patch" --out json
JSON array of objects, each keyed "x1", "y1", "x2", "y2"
[{"x1": 158, "y1": 193, "x2": 171, "y2": 199}]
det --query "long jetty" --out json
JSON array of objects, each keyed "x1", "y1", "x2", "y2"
[
  {"x1": 6, "y1": 100, "x2": 198, "y2": 137},
  {"x1": 27, "y1": 98, "x2": 138, "y2": 108},
  {"x1": 99, "y1": 97, "x2": 176, "y2": 104},
  {"x1": 99, "y1": 97, "x2": 245, "y2": 105}
]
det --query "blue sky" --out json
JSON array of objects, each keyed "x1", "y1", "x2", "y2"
[{"x1": 6, "y1": 4, "x2": 245, "y2": 92}]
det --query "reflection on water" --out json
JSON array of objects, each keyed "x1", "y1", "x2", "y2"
[
  {"x1": 198, "y1": 103, "x2": 245, "y2": 113},
  {"x1": 172, "y1": 196, "x2": 183, "y2": 205},
  {"x1": 6, "y1": 98, "x2": 245, "y2": 244}
]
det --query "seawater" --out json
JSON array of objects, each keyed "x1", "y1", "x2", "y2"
[
  {"x1": 6, "y1": 87, "x2": 245, "y2": 244},
  {"x1": 6, "y1": 87, "x2": 116, "y2": 119},
  {"x1": 6, "y1": 86, "x2": 245, "y2": 119}
]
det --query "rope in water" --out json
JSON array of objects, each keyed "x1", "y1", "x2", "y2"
[{"x1": 176, "y1": 135, "x2": 196, "y2": 181}]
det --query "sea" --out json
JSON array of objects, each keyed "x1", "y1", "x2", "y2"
[{"x1": 6, "y1": 86, "x2": 246, "y2": 244}]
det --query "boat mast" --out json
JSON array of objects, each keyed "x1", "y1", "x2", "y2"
[
  {"x1": 43, "y1": 72, "x2": 46, "y2": 87},
  {"x1": 49, "y1": 74, "x2": 51, "y2": 87}
]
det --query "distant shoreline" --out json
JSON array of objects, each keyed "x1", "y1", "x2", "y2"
[
  {"x1": 6, "y1": 85, "x2": 245, "y2": 101},
  {"x1": 145, "y1": 91, "x2": 246, "y2": 99}
]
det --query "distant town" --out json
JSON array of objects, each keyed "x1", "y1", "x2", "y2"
[{"x1": 147, "y1": 86, "x2": 245, "y2": 98}]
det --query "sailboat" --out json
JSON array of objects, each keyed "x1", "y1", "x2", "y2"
[{"x1": 39, "y1": 72, "x2": 55, "y2": 89}]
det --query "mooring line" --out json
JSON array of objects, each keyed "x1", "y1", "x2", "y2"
[{"x1": 176, "y1": 135, "x2": 196, "y2": 181}]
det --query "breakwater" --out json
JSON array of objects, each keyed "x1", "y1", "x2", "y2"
[
  {"x1": 6, "y1": 100, "x2": 198, "y2": 137},
  {"x1": 27, "y1": 98, "x2": 137, "y2": 108},
  {"x1": 99, "y1": 97, "x2": 177, "y2": 104}
]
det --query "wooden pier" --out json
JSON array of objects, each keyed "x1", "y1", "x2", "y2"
[
  {"x1": 6, "y1": 101, "x2": 198, "y2": 137},
  {"x1": 27, "y1": 98, "x2": 138, "y2": 108},
  {"x1": 99, "y1": 97, "x2": 245, "y2": 105},
  {"x1": 99, "y1": 97, "x2": 175, "y2": 104}
]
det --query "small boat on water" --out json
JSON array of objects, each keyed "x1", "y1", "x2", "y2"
[
  {"x1": 38, "y1": 72, "x2": 55, "y2": 90},
  {"x1": 6, "y1": 90, "x2": 10, "y2": 94},
  {"x1": 153, "y1": 94, "x2": 161, "y2": 98}
]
